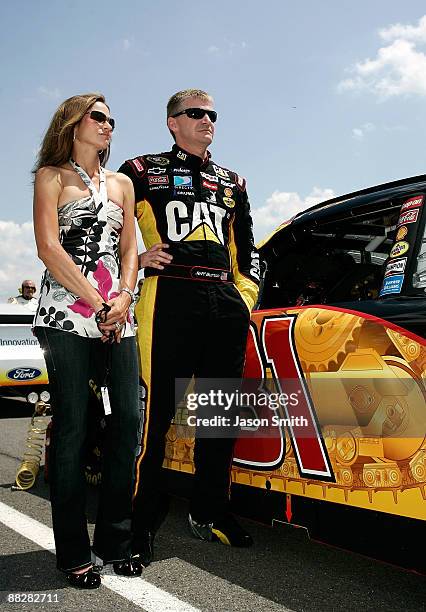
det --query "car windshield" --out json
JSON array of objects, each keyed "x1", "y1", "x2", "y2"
[{"x1": 261, "y1": 191, "x2": 426, "y2": 308}]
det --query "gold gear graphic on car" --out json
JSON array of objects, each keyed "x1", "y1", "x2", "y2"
[{"x1": 292, "y1": 308, "x2": 363, "y2": 372}]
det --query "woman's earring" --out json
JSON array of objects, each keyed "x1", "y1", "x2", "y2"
[{"x1": 73, "y1": 131, "x2": 76, "y2": 142}]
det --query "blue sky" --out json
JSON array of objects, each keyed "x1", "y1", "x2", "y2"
[{"x1": 1, "y1": 1, "x2": 426, "y2": 299}]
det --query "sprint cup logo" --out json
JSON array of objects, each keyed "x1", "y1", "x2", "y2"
[
  {"x1": 7, "y1": 367, "x2": 42, "y2": 381},
  {"x1": 390, "y1": 241, "x2": 410, "y2": 259}
]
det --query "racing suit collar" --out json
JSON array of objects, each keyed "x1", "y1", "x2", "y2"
[{"x1": 171, "y1": 144, "x2": 211, "y2": 169}]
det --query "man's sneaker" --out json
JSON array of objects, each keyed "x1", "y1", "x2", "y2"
[
  {"x1": 132, "y1": 530, "x2": 155, "y2": 567},
  {"x1": 188, "y1": 513, "x2": 253, "y2": 547}
]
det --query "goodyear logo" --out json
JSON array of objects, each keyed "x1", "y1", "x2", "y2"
[{"x1": 7, "y1": 367, "x2": 42, "y2": 381}]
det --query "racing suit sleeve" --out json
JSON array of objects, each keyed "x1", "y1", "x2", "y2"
[
  {"x1": 229, "y1": 184, "x2": 260, "y2": 312},
  {"x1": 117, "y1": 158, "x2": 147, "y2": 219}
]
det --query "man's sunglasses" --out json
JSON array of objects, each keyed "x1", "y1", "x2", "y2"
[
  {"x1": 172, "y1": 108, "x2": 217, "y2": 123},
  {"x1": 86, "y1": 110, "x2": 115, "y2": 131}
]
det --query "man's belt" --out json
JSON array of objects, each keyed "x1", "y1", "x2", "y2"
[{"x1": 145, "y1": 264, "x2": 234, "y2": 283}]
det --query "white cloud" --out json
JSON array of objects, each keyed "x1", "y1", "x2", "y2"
[
  {"x1": 0, "y1": 221, "x2": 44, "y2": 302},
  {"x1": 352, "y1": 122, "x2": 375, "y2": 141},
  {"x1": 37, "y1": 86, "x2": 61, "y2": 100},
  {"x1": 252, "y1": 187, "x2": 335, "y2": 242},
  {"x1": 122, "y1": 38, "x2": 131, "y2": 51},
  {"x1": 379, "y1": 15, "x2": 426, "y2": 43},
  {"x1": 338, "y1": 15, "x2": 426, "y2": 98},
  {"x1": 207, "y1": 41, "x2": 247, "y2": 56}
]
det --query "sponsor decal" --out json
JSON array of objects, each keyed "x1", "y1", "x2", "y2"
[
  {"x1": 7, "y1": 367, "x2": 42, "y2": 381},
  {"x1": 206, "y1": 192, "x2": 217, "y2": 204},
  {"x1": 400, "y1": 195, "x2": 424, "y2": 212},
  {"x1": 398, "y1": 208, "x2": 419, "y2": 226},
  {"x1": 148, "y1": 167, "x2": 167, "y2": 174},
  {"x1": 203, "y1": 180, "x2": 218, "y2": 191},
  {"x1": 130, "y1": 158, "x2": 145, "y2": 174},
  {"x1": 174, "y1": 189, "x2": 195, "y2": 196},
  {"x1": 173, "y1": 167, "x2": 191, "y2": 174},
  {"x1": 174, "y1": 176, "x2": 192, "y2": 188},
  {"x1": 200, "y1": 172, "x2": 218, "y2": 183},
  {"x1": 213, "y1": 165, "x2": 230, "y2": 179},
  {"x1": 224, "y1": 187, "x2": 233, "y2": 197},
  {"x1": 236, "y1": 174, "x2": 245, "y2": 189},
  {"x1": 166, "y1": 200, "x2": 226, "y2": 244},
  {"x1": 396, "y1": 226, "x2": 408, "y2": 241},
  {"x1": 223, "y1": 197, "x2": 235, "y2": 208},
  {"x1": 177, "y1": 150, "x2": 187, "y2": 161},
  {"x1": 220, "y1": 180, "x2": 234, "y2": 188},
  {"x1": 384, "y1": 257, "x2": 407, "y2": 277},
  {"x1": 390, "y1": 241, "x2": 410, "y2": 258},
  {"x1": 148, "y1": 176, "x2": 169, "y2": 185},
  {"x1": 379, "y1": 274, "x2": 404, "y2": 296},
  {"x1": 146, "y1": 156, "x2": 170, "y2": 165},
  {"x1": 150, "y1": 185, "x2": 169, "y2": 191}
]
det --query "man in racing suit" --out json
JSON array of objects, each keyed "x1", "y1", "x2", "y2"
[{"x1": 118, "y1": 89, "x2": 260, "y2": 564}]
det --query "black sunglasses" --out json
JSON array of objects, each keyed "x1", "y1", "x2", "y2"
[
  {"x1": 172, "y1": 107, "x2": 217, "y2": 123},
  {"x1": 86, "y1": 110, "x2": 115, "y2": 131}
]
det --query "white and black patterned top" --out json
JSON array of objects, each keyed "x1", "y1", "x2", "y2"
[{"x1": 34, "y1": 160, "x2": 135, "y2": 338}]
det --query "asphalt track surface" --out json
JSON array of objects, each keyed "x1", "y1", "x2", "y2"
[{"x1": 0, "y1": 413, "x2": 425, "y2": 612}]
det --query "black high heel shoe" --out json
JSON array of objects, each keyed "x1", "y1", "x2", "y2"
[
  {"x1": 66, "y1": 567, "x2": 101, "y2": 589},
  {"x1": 113, "y1": 558, "x2": 143, "y2": 576}
]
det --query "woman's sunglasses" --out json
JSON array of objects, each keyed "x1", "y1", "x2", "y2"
[
  {"x1": 171, "y1": 107, "x2": 217, "y2": 123},
  {"x1": 86, "y1": 110, "x2": 115, "y2": 131}
]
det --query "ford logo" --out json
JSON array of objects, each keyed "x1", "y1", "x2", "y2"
[{"x1": 6, "y1": 367, "x2": 42, "y2": 381}]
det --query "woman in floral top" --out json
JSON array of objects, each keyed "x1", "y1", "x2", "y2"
[{"x1": 33, "y1": 93, "x2": 142, "y2": 588}]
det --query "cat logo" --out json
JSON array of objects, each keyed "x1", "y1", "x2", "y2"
[
  {"x1": 213, "y1": 165, "x2": 230, "y2": 179},
  {"x1": 165, "y1": 200, "x2": 226, "y2": 244}
]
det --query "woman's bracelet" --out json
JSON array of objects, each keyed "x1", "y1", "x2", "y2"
[{"x1": 119, "y1": 287, "x2": 135, "y2": 304}]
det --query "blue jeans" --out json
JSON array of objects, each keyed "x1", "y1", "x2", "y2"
[{"x1": 34, "y1": 327, "x2": 139, "y2": 572}]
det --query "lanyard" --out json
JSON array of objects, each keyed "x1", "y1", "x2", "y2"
[
  {"x1": 69, "y1": 158, "x2": 107, "y2": 222},
  {"x1": 70, "y1": 158, "x2": 112, "y2": 414}
]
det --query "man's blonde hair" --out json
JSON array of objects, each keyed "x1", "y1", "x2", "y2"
[{"x1": 166, "y1": 89, "x2": 212, "y2": 118}]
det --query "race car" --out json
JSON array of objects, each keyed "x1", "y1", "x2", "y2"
[
  {"x1": 0, "y1": 303, "x2": 49, "y2": 407},
  {"x1": 164, "y1": 174, "x2": 426, "y2": 572}
]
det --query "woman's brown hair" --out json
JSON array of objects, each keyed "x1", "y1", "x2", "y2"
[{"x1": 33, "y1": 93, "x2": 110, "y2": 173}]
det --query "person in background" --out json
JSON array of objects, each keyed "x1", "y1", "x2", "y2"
[
  {"x1": 119, "y1": 88, "x2": 260, "y2": 566},
  {"x1": 8, "y1": 280, "x2": 38, "y2": 311},
  {"x1": 32, "y1": 93, "x2": 142, "y2": 589}
]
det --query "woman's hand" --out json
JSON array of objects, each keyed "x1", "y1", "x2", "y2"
[
  {"x1": 139, "y1": 243, "x2": 172, "y2": 270},
  {"x1": 98, "y1": 292, "x2": 132, "y2": 344}
]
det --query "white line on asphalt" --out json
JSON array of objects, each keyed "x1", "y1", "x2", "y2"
[{"x1": 0, "y1": 501, "x2": 200, "y2": 612}]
